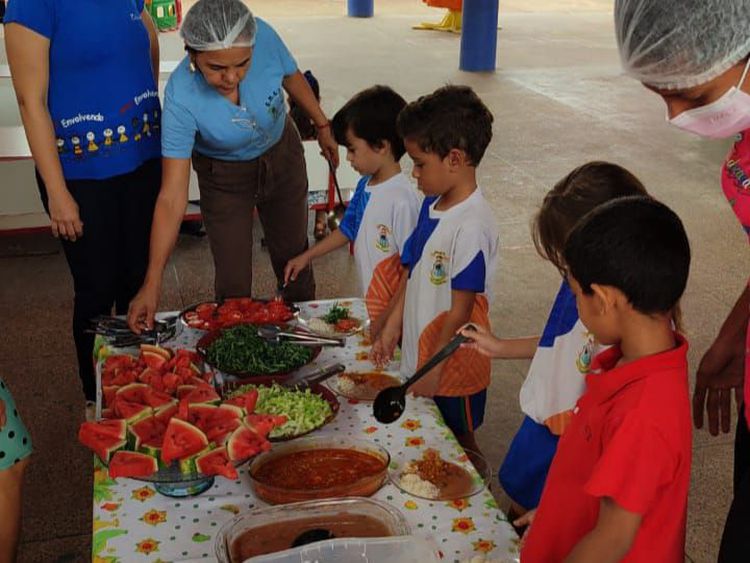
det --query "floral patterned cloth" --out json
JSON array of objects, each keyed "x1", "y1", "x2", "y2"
[{"x1": 92, "y1": 299, "x2": 519, "y2": 563}]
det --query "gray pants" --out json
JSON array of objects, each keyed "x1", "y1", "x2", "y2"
[{"x1": 192, "y1": 118, "x2": 315, "y2": 302}]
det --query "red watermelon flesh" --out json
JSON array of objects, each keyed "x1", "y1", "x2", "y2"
[
  {"x1": 204, "y1": 418, "x2": 241, "y2": 445},
  {"x1": 154, "y1": 404, "x2": 178, "y2": 424},
  {"x1": 187, "y1": 405, "x2": 220, "y2": 431},
  {"x1": 195, "y1": 447, "x2": 238, "y2": 480},
  {"x1": 244, "y1": 414, "x2": 288, "y2": 439},
  {"x1": 142, "y1": 350, "x2": 168, "y2": 370},
  {"x1": 224, "y1": 389, "x2": 258, "y2": 414},
  {"x1": 78, "y1": 423, "x2": 126, "y2": 463},
  {"x1": 112, "y1": 399, "x2": 151, "y2": 423},
  {"x1": 103, "y1": 354, "x2": 137, "y2": 371},
  {"x1": 176, "y1": 385, "x2": 197, "y2": 399},
  {"x1": 102, "y1": 386, "x2": 119, "y2": 408},
  {"x1": 79, "y1": 419, "x2": 127, "y2": 441},
  {"x1": 143, "y1": 388, "x2": 174, "y2": 409},
  {"x1": 161, "y1": 418, "x2": 209, "y2": 465},
  {"x1": 137, "y1": 367, "x2": 162, "y2": 385},
  {"x1": 108, "y1": 451, "x2": 158, "y2": 479},
  {"x1": 226, "y1": 425, "x2": 270, "y2": 461},
  {"x1": 110, "y1": 368, "x2": 139, "y2": 387},
  {"x1": 116, "y1": 383, "x2": 150, "y2": 404},
  {"x1": 183, "y1": 387, "x2": 220, "y2": 405},
  {"x1": 101, "y1": 408, "x2": 116, "y2": 420},
  {"x1": 129, "y1": 416, "x2": 167, "y2": 450}
]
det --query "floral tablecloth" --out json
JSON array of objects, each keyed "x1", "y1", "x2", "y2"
[{"x1": 92, "y1": 299, "x2": 519, "y2": 563}]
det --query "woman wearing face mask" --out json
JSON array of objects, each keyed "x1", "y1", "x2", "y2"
[
  {"x1": 616, "y1": 1, "x2": 750, "y2": 559},
  {"x1": 128, "y1": 0, "x2": 337, "y2": 333}
]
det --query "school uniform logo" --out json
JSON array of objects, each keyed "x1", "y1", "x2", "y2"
[
  {"x1": 576, "y1": 331, "x2": 596, "y2": 373},
  {"x1": 375, "y1": 224, "x2": 391, "y2": 252},
  {"x1": 429, "y1": 251, "x2": 449, "y2": 285}
]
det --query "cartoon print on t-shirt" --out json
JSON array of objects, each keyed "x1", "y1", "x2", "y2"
[
  {"x1": 376, "y1": 224, "x2": 391, "y2": 253},
  {"x1": 142, "y1": 113, "x2": 151, "y2": 137},
  {"x1": 117, "y1": 125, "x2": 128, "y2": 144},
  {"x1": 132, "y1": 117, "x2": 142, "y2": 141},
  {"x1": 429, "y1": 251, "x2": 448, "y2": 286},
  {"x1": 56, "y1": 138, "x2": 66, "y2": 154},
  {"x1": 103, "y1": 128, "x2": 114, "y2": 147},
  {"x1": 86, "y1": 132, "x2": 99, "y2": 153},
  {"x1": 152, "y1": 110, "x2": 160, "y2": 132},
  {"x1": 71, "y1": 136, "x2": 83, "y2": 158}
]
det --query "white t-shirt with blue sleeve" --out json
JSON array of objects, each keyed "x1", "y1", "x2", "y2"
[{"x1": 162, "y1": 18, "x2": 298, "y2": 161}]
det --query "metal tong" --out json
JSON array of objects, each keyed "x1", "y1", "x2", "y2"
[
  {"x1": 88, "y1": 315, "x2": 177, "y2": 347},
  {"x1": 283, "y1": 363, "x2": 346, "y2": 389},
  {"x1": 256, "y1": 324, "x2": 346, "y2": 347}
]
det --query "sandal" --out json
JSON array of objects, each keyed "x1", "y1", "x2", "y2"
[{"x1": 314, "y1": 220, "x2": 327, "y2": 240}]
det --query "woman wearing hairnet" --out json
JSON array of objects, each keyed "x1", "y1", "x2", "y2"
[
  {"x1": 128, "y1": 0, "x2": 335, "y2": 331},
  {"x1": 616, "y1": 1, "x2": 750, "y2": 559}
]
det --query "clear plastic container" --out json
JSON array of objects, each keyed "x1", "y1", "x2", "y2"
[
  {"x1": 214, "y1": 497, "x2": 410, "y2": 563},
  {"x1": 247, "y1": 536, "x2": 440, "y2": 563}
]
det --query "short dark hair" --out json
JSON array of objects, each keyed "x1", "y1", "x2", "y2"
[
  {"x1": 396, "y1": 85, "x2": 493, "y2": 166},
  {"x1": 534, "y1": 162, "x2": 648, "y2": 274},
  {"x1": 332, "y1": 85, "x2": 407, "y2": 160},
  {"x1": 563, "y1": 196, "x2": 690, "y2": 315}
]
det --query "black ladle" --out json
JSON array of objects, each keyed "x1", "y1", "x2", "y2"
[
  {"x1": 291, "y1": 528, "x2": 335, "y2": 548},
  {"x1": 373, "y1": 332, "x2": 471, "y2": 424}
]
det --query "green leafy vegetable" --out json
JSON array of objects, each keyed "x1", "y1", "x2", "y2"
[
  {"x1": 228, "y1": 383, "x2": 332, "y2": 438},
  {"x1": 322, "y1": 303, "x2": 350, "y2": 325},
  {"x1": 205, "y1": 324, "x2": 312, "y2": 374}
]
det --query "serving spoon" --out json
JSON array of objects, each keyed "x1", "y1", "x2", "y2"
[{"x1": 372, "y1": 332, "x2": 471, "y2": 424}]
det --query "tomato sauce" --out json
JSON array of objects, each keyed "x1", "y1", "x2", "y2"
[{"x1": 253, "y1": 448, "x2": 386, "y2": 490}]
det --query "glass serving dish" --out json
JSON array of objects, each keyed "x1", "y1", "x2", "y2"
[
  {"x1": 327, "y1": 370, "x2": 403, "y2": 402},
  {"x1": 214, "y1": 497, "x2": 410, "y2": 563},
  {"x1": 248, "y1": 436, "x2": 390, "y2": 505},
  {"x1": 387, "y1": 447, "x2": 492, "y2": 501},
  {"x1": 128, "y1": 457, "x2": 252, "y2": 498}
]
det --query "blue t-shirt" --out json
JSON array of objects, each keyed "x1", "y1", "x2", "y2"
[
  {"x1": 162, "y1": 18, "x2": 298, "y2": 161},
  {"x1": 5, "y1": 0, "x2": 161, "y2": 180}
]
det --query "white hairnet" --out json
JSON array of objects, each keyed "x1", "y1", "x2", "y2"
[
  {"x1": 615, "y1": 0, "x2": 750, "y2": 90},
  {"x1": 180, "y1": 0, "x2": 257, "y2": 52}
]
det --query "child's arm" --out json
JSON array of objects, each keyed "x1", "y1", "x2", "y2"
[
  {"x1": 284, "y1": 229, "x2": 350, "y2": 285},
  {"x1": 564, "y1": 497, "x2": 641, "y2": 563},
  {"x1": 459, "y1": 324, "x2": 539, "y2": 359},
  {"x1": 370, "y1": 266, "x2": 408, "y2": 340},
  {"x1": 371, "y1": 273, "x2": 408, "y2": 367},
  {"x1": 410, "y1": 289, "x2": 475, "y2": 397}
]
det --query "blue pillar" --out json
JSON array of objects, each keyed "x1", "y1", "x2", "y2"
[
  {"x1": 459, "y1": 0, "x2": 499, "y2": 72},
  {"x1": 348, "y1": 0, "x2": 373, "y2": 18}
]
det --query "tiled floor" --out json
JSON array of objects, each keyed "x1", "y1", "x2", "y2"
[{"x1": 1, "y1": 1, "x2": 742, "y2": 561}]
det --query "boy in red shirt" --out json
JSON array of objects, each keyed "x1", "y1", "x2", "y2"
[{"x1": 520, "y1": 196, "x2": 692, "y2": 562}]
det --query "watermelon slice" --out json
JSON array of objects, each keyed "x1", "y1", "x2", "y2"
[
  {"x1": 110, "y1": 368, "x2": 139, "y2": 387},
  {"x1": 204, "y1": 417, "x2": 242, "y2": 445},
  {"x1": 226, "y1": 424, "x2": 270, "y2": 461},
  {"x1": 116, "y1": 383, "x2": 150, "y2": 404},
  {"x1": 176, "y1": 385, "x2": 197, "y2": 399},
  {"x1": 188, "y1": 404, "x2": 220, "y2": 431},
  {"x1": 142, "y1": 350, "x2": 168, "y2": 370},
  {"x1": 244, "y1": 414, "x2": 288, "y2": 439},
  {"x1": 161, "y1": 418, "x2": 209, "y2": 465},
  {"x1": 217, "y1": 403, "x2": 243, "y2": 418},
  {"x1": 195, "y1": 447, "x2": 238, "y2": 479},
  {"x1": 108, "y1": 451, "x2": 158, "y2": 479},
  {"x1": 224, "y1": 389, "x2": 258, "y2": 414},
  {"x1": 137, "y1": 367, "x2": 162, "y2": 385},
  {"x1": 78, "y1": 422, "x2": 127, "y2": 462},
  {"x1": 100, "y1": 408, "x2": 116, "y2": 420},
  {"x1": 112, "y1": 399, "x2": 152, "y2": 423},
  {"x1": 140, "y1": 344, "x2": 172, "y2": 362},
  {"x1": 142, "y1": 388, "x2": 175, "y2": 409},
  {"x1": 129, "y1": 415, "x2": 167, "y2": 452},
  {"x1": 183, "y1": 387, "x2": 220, "y2": 405},
  {"x1": 102, "y1": 386, "x2": 120, "y2": 408}
]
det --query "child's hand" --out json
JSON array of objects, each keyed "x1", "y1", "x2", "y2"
[
  {"x1": 409, "y1": 368, "x2": 441, "y2": 398},
  {"x1": 513, "y1": 508, "x2": 536, "y2": 549},
  {"x1": 372, "y1": 327, "x2": 399, "y2": 369},
  {"x1": 459, "y1": 323, "x2": 504, "y2": 358},
  {"x1": 284, "y1": 253, "x2": 311, "y2": 285},
  {"x1": 0, "y1": 398, "x2": 6, "y2": 430}
]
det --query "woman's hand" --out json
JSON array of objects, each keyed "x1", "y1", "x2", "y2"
[
  {"x1": 48, "y1": 188, "x2": 84, "y2": 241},
  {"x1": 514, "y1": 509, "x2": 537, "y2": 549},
  {"x1": 372, "y1": 324, "x2": 400, "y2": 369},
  {"x1": 284, "y1": 253, "x2": 311, "y2": 285},
  {"x1": 693, "y1": 332, "x2": 745, "y2": 435},
  {"x1": 317, "y1": 126, "x2": 339, "y2": 168},
  {"x1": 127, "y1": 282, "x2": 161, "y2": 334}
]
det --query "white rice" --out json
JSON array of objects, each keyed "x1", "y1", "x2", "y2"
[{"x1": 399, "y1": 472, "x2": 440, "y2": 499}]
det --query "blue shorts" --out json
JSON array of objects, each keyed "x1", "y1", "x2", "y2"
[
  {"x1": 499, "y1": 416, "x2": 559, "y2": 510},
  {"x1": 0, "y1": 378, "x2": 33, "y2": 471},
  {"x1": 434, "y1": 389, "x2": 487, "y2": 436}
]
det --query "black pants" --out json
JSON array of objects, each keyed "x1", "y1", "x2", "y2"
[
  {"x1": 37, "y1": 158, "x2": 161, "y2": 400},
  {"x1": 719, "y1": 405, "x2": 750, "y2": 562}
]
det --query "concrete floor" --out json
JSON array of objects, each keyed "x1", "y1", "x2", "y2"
[{"x1": 0, "y1": 1, "x2": 743, "y2": 561}]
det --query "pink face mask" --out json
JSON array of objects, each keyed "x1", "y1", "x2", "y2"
[{"x1": 668, "y1": 58, "x2": 750, "y2": 139}]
